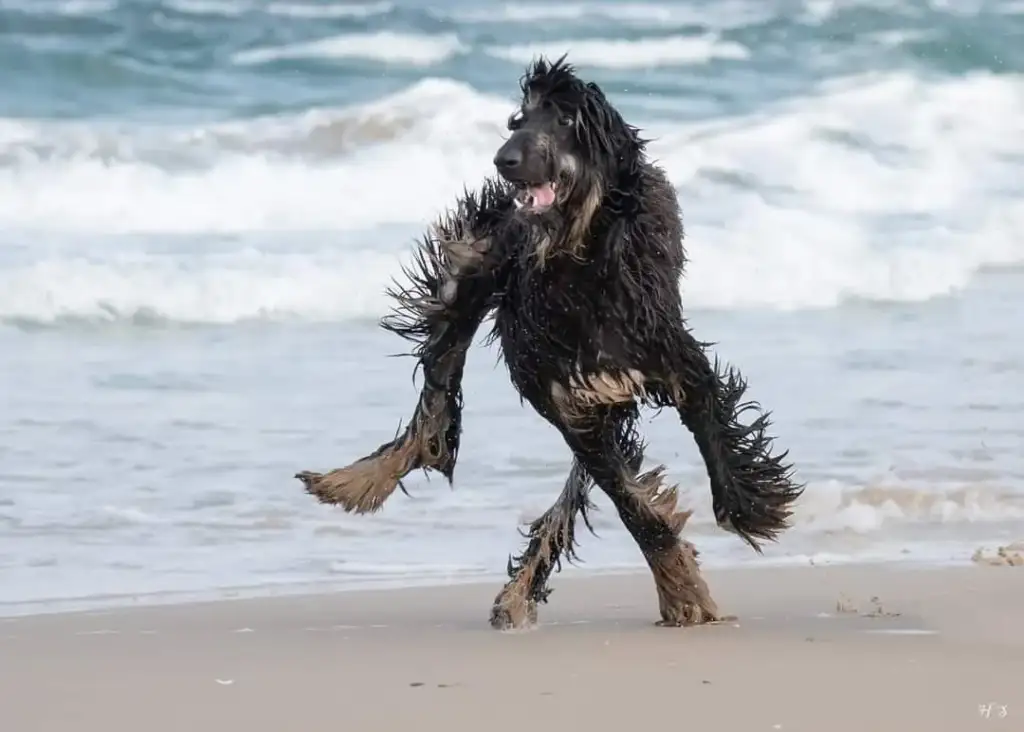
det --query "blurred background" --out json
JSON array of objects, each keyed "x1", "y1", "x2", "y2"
[{"x1": 1, "y1": 0, "x2": 1022, "y2": 615}]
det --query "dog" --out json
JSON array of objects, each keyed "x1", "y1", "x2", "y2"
[{"x1": 296, "y1": 56, "x2": 803, "y2": 630}]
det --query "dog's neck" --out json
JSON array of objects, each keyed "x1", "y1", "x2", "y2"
[
  {"x1": 524, "y1": 175, "x2": 606, "y2": 268},
  {"x1": 528, "y1": 150, "x2": 652, "y2": 268}
]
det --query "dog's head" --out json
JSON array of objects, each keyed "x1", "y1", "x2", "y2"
[{"x1": 493, "y1": 55, "x2": 644, "y2": 216}]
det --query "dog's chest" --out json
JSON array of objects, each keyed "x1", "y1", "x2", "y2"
[{"x1": 493, "y1": 254, "x2": 608, "y2": 388}]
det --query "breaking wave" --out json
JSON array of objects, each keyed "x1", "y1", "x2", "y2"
[{"x1": 2, "y1": 69, "x2": 1023, "y2": 324}]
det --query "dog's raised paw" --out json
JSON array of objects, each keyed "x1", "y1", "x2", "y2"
[{"x1": 295, "y1": 471, "x2": 321, "y2": 487}]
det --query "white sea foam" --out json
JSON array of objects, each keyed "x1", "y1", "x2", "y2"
[
  {"x1": 163, "y1": 0, "x2": 394, "y2": 17},
  {"x1": 0, "y1": 250, "x2": 399, "y2": 324},
  {"x1": 662, "y1": 70, "x2": 1024, "y2": 308},
  {"x1": 1, "y1": 71, "x2": 1023, "y2": 323},
  {"x1": 0, "y1": 0, "x2": 117, "y2": 16},
  {"x1": 454, "y1": 1, "x2": 774, "y2": 28},
  {"x1": 13, "y1": 254, "x2": 408, "y2": 325},
  {"x1": 0, "y1": 79, "x2": 507, "y2": 235},
  {"x1": 576, "y1": 478, "x2": 1024, "y2": 536},
  {"x1": 788, "y1": 481, "x2": 1024, "y2": 534},
  {"x1": 484, "y1": 34, "x2": 750, "y2": 68},
  {"x1": 233, "y1": 31, "x2": 464, "y2": 66},
  {"x1": 165, "y1": 0, "x2": 245, "y2": 15},
  {"x1": 265, "y1": 1, "x2": 393, "y2": 18}
]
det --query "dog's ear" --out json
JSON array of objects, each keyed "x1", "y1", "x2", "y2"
[{"x1": 576, "y1": 85, "x2": 641, "y2": 165}]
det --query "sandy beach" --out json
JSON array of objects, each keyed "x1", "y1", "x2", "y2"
[{"x1": 2, "y1": 564, "x2": 1019, "y2": 731}]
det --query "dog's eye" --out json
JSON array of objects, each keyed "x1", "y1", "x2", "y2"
[
  {"x1": 507, "y1": 112, "x2": 525, "y2": 131},
  {"x1": 558, "y1": 115, "x2": 575, "y2": 127}
]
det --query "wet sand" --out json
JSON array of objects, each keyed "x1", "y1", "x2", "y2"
[{"x1": 2, "y1": 564, "x2": 1020, "y2": 731}]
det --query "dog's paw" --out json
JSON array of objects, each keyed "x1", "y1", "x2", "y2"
[
  {"x1": 489, "y1": 596, "x2": 538, "y2": 631},
  {"x1": 294, "y1": 460, "x2": 400, "y2": 514},
  {"x1": 294, "y1": 470, "x2": 323, "y2": 491}
]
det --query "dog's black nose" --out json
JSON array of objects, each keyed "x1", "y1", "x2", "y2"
[{"x1": 493, "y1": 147, "x2": 522, "y2": 172}]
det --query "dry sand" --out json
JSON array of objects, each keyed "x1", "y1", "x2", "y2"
[{"x1": 2, "y1": 564, "x2": 1020, "y2": 731}]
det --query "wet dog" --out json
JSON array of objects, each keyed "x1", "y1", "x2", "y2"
[{"x1": 297, "y1": 56, "x2": 803, "y2": 629}]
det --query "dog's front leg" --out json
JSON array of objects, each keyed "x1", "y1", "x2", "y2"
[
  {"x1": 294, "y1": 330, "x2": 473, "y2": 514},
  {"x1": 296, "y1": 181, "x2": 515, "y2": 513},
  {"x1": 665, "y1": 326, "x2": 804, "y2": 550}
]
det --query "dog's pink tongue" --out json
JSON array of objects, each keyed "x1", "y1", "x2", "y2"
[{"x1": 529, "y1": 183, "x2": 555, "y2": 209}]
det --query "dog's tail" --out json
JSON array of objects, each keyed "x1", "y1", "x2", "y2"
[{"x1": 676, "y1": 354, "x2": 803, "y2": 552}]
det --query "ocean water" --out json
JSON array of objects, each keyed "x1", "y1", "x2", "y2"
[{"x1": 2, "y1": 0, "x2": 1023, "y2": 616}]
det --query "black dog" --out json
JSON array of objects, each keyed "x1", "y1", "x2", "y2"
[{"x1": 297, "y1": 56, "x2": 802, "y2": 629}]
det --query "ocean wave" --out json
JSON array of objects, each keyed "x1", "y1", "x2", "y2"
[
  {"x1": 6, "y1": 473, "x2": 1021, "y2": 540},
  {"x1": 165, "y1": 0, "x2": 246, "y2": 16},
  {"x1": 0, "y1": 78, "x2": 509, "y2": 235},
  {"x1": 163, "y1": 0, "x2": 393, "y2": 17},
  {"x1": 484, "y1": 33, "x2": 750, "y2": 68},
  {"x1": 789, "y1": 480, "x2": 1024, "y2": 534},
  {"x1": 570, "y1": 477, "x2": 1024, "y2": 536},
  {"x1": 265, "y1": 1, "x2": 393, "y2": 18},
  {"x1": 232, "y1": 31, "x2": 755, "y2": 70},
  {"x1": 0, "y1": 0, "x2": 116, "y2": 16},
  {"x1": 453, "y1": 1, "x2": 774, "y2": 28},
  {"x1": 662, "y1": 70, "x2": 1024, "y2": 308},
  {"x1": 1, "y1": 70, "x2": 1023, "y2": 320},
  {"x1": 0, "y1": 78, "x2": 506, "y2": 166},
  {"x1": 0, "y1": 250, "x2": 398, "y2": 325},
  {"x1": 233, "y1": 31, "x2": 464, "y2": 66}
]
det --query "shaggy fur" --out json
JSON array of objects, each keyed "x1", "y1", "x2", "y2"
[{"x1": 296, "y1": 57, "x2": 803, "y2": 630}]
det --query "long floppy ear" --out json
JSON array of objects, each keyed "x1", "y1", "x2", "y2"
[{"x1": 576, "y1": 85, "x2": 639, "y2": 162}]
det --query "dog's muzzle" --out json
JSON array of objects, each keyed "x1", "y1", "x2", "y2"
[{"x1": 493, "y1": 132, "x2": 558, "y2": 213}]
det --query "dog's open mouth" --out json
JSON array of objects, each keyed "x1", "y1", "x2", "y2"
[{"x1": 514, "y1": 182, "x2": 557, "y2": 213}]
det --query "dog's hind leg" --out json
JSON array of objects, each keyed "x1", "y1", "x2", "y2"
[
  {"x1": 296, "y1": 180, "x2": 516, "y2": 513},
  {"x1": 489, "y1": 427, "x2": 648, "y2": 630},
  {"x1": 489, "y1": 459, "x2": 592, "y2": 630},
  {"x1": 556, "y1": 402, "x2": 720, "y2": 627}
]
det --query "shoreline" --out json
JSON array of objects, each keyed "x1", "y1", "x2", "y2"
[
  {"x1": 3, "y1": 563, "x2": 1020, "y2": 731},
  {"x1": 0, "y1": 552, "x2": 994, "y2": 621}
]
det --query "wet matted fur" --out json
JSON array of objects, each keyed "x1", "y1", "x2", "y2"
[{"x1": 296, "y1": 56, "x2": 803, "y2": 630}]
